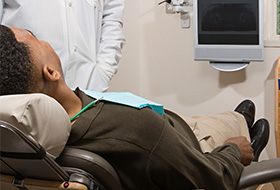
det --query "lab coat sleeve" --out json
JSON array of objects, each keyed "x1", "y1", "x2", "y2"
[
  {"x1": 89, "y1": 0, "x2": 126, "y2": 92},
  {"x1": 0, "y1": 0, "x2": 4, "y2": 21}
]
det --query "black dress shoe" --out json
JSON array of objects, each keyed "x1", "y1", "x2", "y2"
[
  {"x1": 234, "y1": 99, "x2": 255, "y2": 129},
  {"x1": 250, "y1": 118, "x2": 270, "y2": 162}
]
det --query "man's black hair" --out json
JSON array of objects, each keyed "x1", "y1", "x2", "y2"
[{"x1": 0, "y1": 25, "x2": 35, "y2": 95}]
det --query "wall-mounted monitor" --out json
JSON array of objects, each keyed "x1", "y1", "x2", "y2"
[{"x1": 193, "y1": 0, "x2": 264, "y2": 71}]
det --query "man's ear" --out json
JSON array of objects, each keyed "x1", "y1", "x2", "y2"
[{"x1": 42, "y1": 65, "x2": 61, "y2": 82}]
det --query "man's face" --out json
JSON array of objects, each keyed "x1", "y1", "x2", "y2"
[{"x1": 8, "y1": 26, "x2": 62, "y2": 73}]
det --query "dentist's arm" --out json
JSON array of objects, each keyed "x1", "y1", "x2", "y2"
[
  {"x1": 0, "y1": 0, "x2": 4, "y2": 22},
  {"x1": 88, "y1": 0, "x2": 126, "y2": 92}
]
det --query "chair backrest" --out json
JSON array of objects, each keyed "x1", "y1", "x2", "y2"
[
  {"x1": 0, "y1": 120, "x2": 69, "y2": 181},
  {"x1": 0, "y1": 120, "x2": 124, "y2": 190}
]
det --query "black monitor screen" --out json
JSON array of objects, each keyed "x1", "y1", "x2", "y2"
[{"x1": 198, "y1": 0, "x2": 259, "y2": 45}]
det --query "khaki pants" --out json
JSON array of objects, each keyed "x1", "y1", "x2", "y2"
[{"x1": 181, "y1": 111, "x2": 250, "y2": 153}]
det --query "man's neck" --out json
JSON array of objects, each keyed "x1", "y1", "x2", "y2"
[{"x1": 53, "y1": 87, "x2": 82, "y2": 123}]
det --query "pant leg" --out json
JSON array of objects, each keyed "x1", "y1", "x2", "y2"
[{"x1": 180, "y1": 111, "x2": 250, "y2": 153}]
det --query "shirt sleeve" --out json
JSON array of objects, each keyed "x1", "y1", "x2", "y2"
[
  {"x1": 90, "y1": 0, "x2": 126, "y2": 92},
  {"x1": 147, "y1": 125, "x2": 244, "y2": 190}
]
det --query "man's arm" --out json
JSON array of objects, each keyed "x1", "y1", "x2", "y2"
[
  {"x1": 148, "y1": 132, "x2": 249, "y2": 189},
  {"x1": 88, "y1": 0, "x2": 126, "y2": 91}
]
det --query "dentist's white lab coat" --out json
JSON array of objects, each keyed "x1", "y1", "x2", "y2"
[{"x1": 0, "y1": 0, "x2": 126, "y2": 92}]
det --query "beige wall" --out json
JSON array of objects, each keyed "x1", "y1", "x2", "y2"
[{"x1": 109, "y1": 0, "x2": 280, "y2": 160}]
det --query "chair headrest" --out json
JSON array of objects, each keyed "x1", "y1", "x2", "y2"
[{"x1": 0, "y1": 93, "x2": 71, "y2": 158}]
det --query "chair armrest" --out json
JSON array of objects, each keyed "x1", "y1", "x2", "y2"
[
  {"x1": 55, "y1": 147, "x2": 123, "y2": 190},
  {"x1": 237, "y1": 158, "x2": 280, "y2": 189}
]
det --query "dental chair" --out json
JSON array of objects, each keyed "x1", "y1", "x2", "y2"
[
  {"x1": 1, "y1": 120, "x2": 280, "y2": 190},
  {"x1": 1, "y1": 94, "x2": 280, "y2": 190},
  {"x1": 0, "y1": 120, "x2": 123, "y2": 190}
]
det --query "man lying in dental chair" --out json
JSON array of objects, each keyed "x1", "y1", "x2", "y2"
[{"x1": 0, "y1": 25, "x2": 269, "y2": 190}]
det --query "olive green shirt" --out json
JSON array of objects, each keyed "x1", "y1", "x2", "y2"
[{"x1": 67, "y1": 89, "x2": 243, "y2": 190}]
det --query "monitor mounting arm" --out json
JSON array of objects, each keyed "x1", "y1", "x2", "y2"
[{"x1": 164, "y1": 0, "x2": 191, "y2": 28}]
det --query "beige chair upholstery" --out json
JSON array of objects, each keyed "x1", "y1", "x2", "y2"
[{"x1": 0, "y1": 93, "x2": 71, "y2": 158}]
